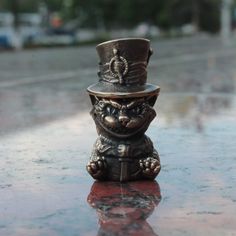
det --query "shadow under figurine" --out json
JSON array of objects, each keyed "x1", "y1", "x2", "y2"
[{"x1": 87, "y1": 38, "x2": 161, "y2": 182}]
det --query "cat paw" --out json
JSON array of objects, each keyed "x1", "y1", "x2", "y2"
[
  {"x1": 86, "y1": 157, "x2": 107, "y2": 180},
  {"x1": 139, "y1": 157, "x2": 161, "y2": 179}
]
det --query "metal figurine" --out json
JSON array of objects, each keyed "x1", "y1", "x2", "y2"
[{"x1": 86, "y1": 38, "x2": 161, "y2": 182}]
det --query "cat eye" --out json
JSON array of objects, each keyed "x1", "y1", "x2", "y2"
[
  {"x1": 111, "y1": 108, "x2": 117, "y2": 115},
  {"x1": 106, "y1": 106, "x2": 111, "y2": 113},
  {"x1": 106, "y1": 105, "x2": 117, "y2": 115},
  {"x1": 131, "y1": 107, "x2": 140, "y2": 114}
]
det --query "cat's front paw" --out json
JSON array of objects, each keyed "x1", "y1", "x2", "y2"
[
  {"x1": 86, "y1": 157, "x2": 107, "y2": 180},
  {"x1": 139, "y1": 157, "x2": 161, "y2": 179}
]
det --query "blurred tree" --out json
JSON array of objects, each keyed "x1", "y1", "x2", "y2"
[
  {"x1": 6, "y1": 0, "x2": 20, "y2": 29},
  {"x1": 153, "y1": 0, "x2": 220, "y2": 32},
  {"x1": 0, "y1": 0, "x2": 226, "y2": 33},
  {"x1": 198, "y1": 0, "x2": 221, "y2": 33}
]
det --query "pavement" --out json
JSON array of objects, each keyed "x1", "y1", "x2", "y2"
[{"x1": 0, "y1": 35, "x2": 236, "y2": 236}]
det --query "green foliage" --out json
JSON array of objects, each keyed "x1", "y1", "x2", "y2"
[
  {"x1": 199, "y1": 0, "x2": 221, "y2": 32},
  {"x1": 0, "y1": 0, "x2": 226, "y2": 33}
]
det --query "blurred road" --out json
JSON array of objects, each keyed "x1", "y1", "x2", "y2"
[
  {"x1": 0, "y1": 36, "x2": 236, "y2": 236},
  {"x1": 0, "y1": 35, "x2": 235, "y2": 134}
]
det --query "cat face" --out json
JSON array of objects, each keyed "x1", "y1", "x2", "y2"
[{"x1": 91, "y1": 96, "x2": 157, "y2": 138}]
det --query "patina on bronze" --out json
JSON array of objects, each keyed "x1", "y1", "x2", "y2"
[{"x1": 86, "y1": 38, "x2": 161, "y2": 182}]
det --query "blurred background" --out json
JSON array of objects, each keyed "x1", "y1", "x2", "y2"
[
  {"x1": 0, "y1": 0, "x2": 236, "y2": 48},
  {"x1": 1, "y1": 2, "x2": 236, "y2": 235},
  {"x1": 0, "y1": 0, "x2": 236, "y2": 133}
]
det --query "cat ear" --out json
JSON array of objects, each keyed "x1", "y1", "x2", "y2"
[
  {"x1": 146, "y1": 95, "x2": 157, "y2": 107},
  {"x1": 89, "y1": 95, "x2": 100, "y2": 105}
]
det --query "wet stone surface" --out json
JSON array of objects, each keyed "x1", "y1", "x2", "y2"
[{"x1": 0, "y1": 36, "x2": 236, "y2": 236}]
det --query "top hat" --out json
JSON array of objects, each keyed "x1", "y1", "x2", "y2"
[{"x1": 87, "y1": 38, "x2": 160, "y2": 98}]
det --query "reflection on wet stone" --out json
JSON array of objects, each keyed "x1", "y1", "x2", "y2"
[
  {"x1": 1, "y1": 37, "x2": 236, "y2": 235},
  {"x1": 87, "y1": 181, "x2": 161, "y2": 236}
]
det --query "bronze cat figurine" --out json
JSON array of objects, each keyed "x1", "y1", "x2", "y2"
[
  {"x1": 86, "y1": 96, "x2": 160, "y2": 181},
  {"x1": 86, "y1": 38, "x2": 161, "y2": 182}
]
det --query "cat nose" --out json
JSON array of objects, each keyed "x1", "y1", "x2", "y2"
[{"x1": 119, "y1": 115, "x2": 129, "y2": 125}]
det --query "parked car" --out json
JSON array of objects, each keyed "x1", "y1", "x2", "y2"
[
  {"x1": 0, "y1": 27, "x2": 22, "y2": 49},
  {"x1": 19, "y1": 13, "x2": 42, "y2": 44},
  {"x1": 0, "y1": 12, "x2": 42, "y2": 49},
  {"x1": 0, "y1": 13, "x2": 16, "y2": 48}
]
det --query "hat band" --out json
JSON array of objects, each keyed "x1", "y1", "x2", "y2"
[{"x1": 98, "y1": 61, "x2": 147, "y2": 85}]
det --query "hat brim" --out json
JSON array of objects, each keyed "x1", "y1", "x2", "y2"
[{"x1": 87, "y1": 82, "x2": 160, "y2": 98}]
